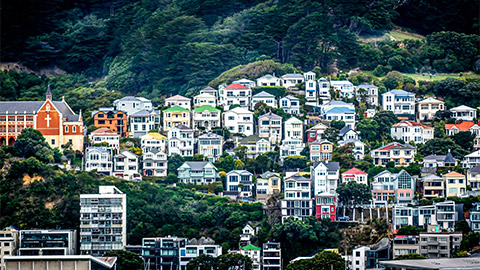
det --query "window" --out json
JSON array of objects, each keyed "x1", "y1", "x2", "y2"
[
  {"x1": 51, "y1": 139, "x2": 55, "y2": 145},
  {"x1": 73, "y1": 126, "x2": 76, "y2": 132},
  {"x1": 65, "y1": 126, "x2": 69, "y2": 133}
]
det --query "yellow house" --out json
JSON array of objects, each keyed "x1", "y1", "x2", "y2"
[
  {"x1": 443, "y1": 171, "x2": 466, "y2": 197},
  {"x1": 256, "y1": 171, "x2": 281, "y2": 203},
  {"x1": 163, "y1": 105, "x2": 191, "y2": 132}
]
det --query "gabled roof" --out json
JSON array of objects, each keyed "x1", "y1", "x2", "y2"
[
  {"x1": 330, "y1": 80, "x2": 353, "y2": 86},
  {"x1": 241, "y1": 244, "x2": 261, "y2": 250},
  {"x1": 198, "y1": 133, "x2": 222, "y2": 139},
  {"x1": 309, "y1": 139, "x2": 332, "y2": 145},
  {"x1": 445, "y1": 121, "x2": 477, "y2": 131},
  {"x1": 253, "y1": 91, "x2": 275, "y2": 98},
  {"x1": 193, "y1": 105, "x2": 220, "y2": 113},
  {"x1": 313, "y1": 161, "x2": 340, "y2": 171},
  {"x1": 285, "y1": 173, "x2": 309, "y2": 181},
  {"x1": 322, "y1": 100, "x2": 352, "y2": 107},
  {"x1": 182, "y1": 161, "x2": 215, "y2": 171},
  {"x1": 468, "y1": 166, "x2": 480, "y2": 174},
  {"x1": 373, "y1": 142, "x2": 415, "y2": 151},
  {"x1": 0, "y1": 100, "x2": 81, "y2": 121},
  {"x1": 339, "y1": 126, "x2": 355, "y2": 137},
  {"x1": 91, "y1": 127, "x2": 116, "y2": 135},
  {"x1": 195, "y1": 93, "x2": 216, "y2": 98},
  {"x1": 130, "y1": 110, "x2": 152, "y2": 116},
  {"x1": 465, "y1": 150, "x2": 480, "y2": 157},
  {"x1": 342, "y1": 168, "x2": 367, "y2": 175},
  {"x1": 239, "y1": 135, "x2": 261, "y2": 145},
  {"x1": 393, "y1": 120, "x2": 433, "y2": 129},
  {"x1": 282, "y1": 73, "x2": 304, "y2": 79},
  {"x1": 164, "y1": 105, "x2": 189, "y2": 112},
  {"x1": 307, "y1": 122, "x2": 328, "y2": 131},
  {"x1": 325, "y1": 107, "x2": 355, "y2": 114},
  {"x1": 285, "y1": 116, "x2": 302, "y2": 124},
  {"x1": 258, "y1": 74, "x2": 278, "y2": 79},
  {"x1": 450, "y1": 105, "x2": 475, "y2": 111},
  {"x1": 281, "y1": 95, "x2": 299, "y2": 101},
  {"x1": 233, "y1": 78, "x2": 255, "y2": 83},
  {"x1": 259, "y1": 111, "x2": 282, "y2": 120},
  {"x1": 355, "y1": 84, "x2": 378, "y2": 89},
  {"x1": 227, "y1": 170, "x2": 253, "y2": 176},
  {"x1": 443, "y1": 171, "x2": 464, "y2": 177},
  {"x1": 201, "y1": 86, "x2": 217, "y2": 91},
  {"x1": 170, "y1": 124, "x2": 193, "y2": 130},
  {"x1": 144, "y1": 132, "x2": 166, "y2": 140},
  {"x1": 227, "y1": 107, "x2": 253, "y2": 114},
  {"x1": 224, "y1": 83, "x2": 249, "y2": 89},
  {"x1": 444, "y1": 151, "x2": 457, "y2": 163},
  {"x1": 418, "y1": 97, "x2": 444, "y2": 104},
  {"x1": 422, "y1": 174, "x2": 443, "y2": 181},
  {"x1": 386, "y1": 89, "x2": 415, "y2": 96},
  {"x1": 166, "y1": 95, "x2": 190, "y2": 101},
  {"x1": 259, "y1": 171, "x2": 279, "y2": 178}
]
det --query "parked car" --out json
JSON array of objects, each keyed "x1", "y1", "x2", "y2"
[{"x1": 338, "y1": 216, "x2": 350, "y2": 221}]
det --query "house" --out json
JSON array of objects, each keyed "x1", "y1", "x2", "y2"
[
  {"x1": 165, "y1": 95, "x2": 191, "y2": 110},
  {"x1": 304, "y1": 71, "x2": 317, "y2": 101},
  {"x1": 168, "y1": 125, "x2": 195, "y2": 157},
  {"x1": 257, "y1": 74, "x2": 281, "y2": 87},
  {"x1": 251, "y1": 91, "x2": 277, "y2": 109},
  {"x1": 177, "y1": 161, "x2": 218, "y2": 184},
  {"x1": 309, "y1": 139, "x2": 333, "y2": 161},
  {"x1": 391, "y1": 120, "x2": 434, "y2": 144},
  {"x1": 223, "y1": 107, "x2": 254, "y2": 136},
  {"x1": 393, "y1": 201, "x2": 462, "y2": 231},
  {"x1": 338, "y1": 139, "x2": 365, "y2": 160},
  {"x1": 355, "y1": 84, "x2": 378, "y2": 106},
  {"x1": 382, "y1": 90, "x2": 416, "y2": 120},
  {"x1": 330, "y1": 80, "x2": 355, "y2": 98},
  {"x1": 0, "y1": 88, "x2": 84, "y2": 150},
  {"x1": 192, "y1": 105, "x2": 221, "y2": 131},
  {"x1": 324, "y1": 107, "x2": 356, "y2": 128},
  {"x1": 281, "y1": 73, "x2": 304, "y2": 89},
  {"x1": 193, "y1": 93, "x2": 217, "y2": 108},
  {"x1": 142, "y1": 237, "x2": 186, "y2": 270},
  {"x1": 422, "y1": 174, "x2": 444, "y2": 199},
  {"x1": 256, "y1": 171, "x2": 281, "y2": 203},
  {"x1": 163, "y1": 106, "x2": 191, "y2": 132},
  {"x1": 129, "y1": 110, "x2": 161, "y2": 137},
  {"x1": 198, "y1": 133, "x2": 223, "y2": 162},
  {"x1": 238, "y1": 135, "x2": 273, "y2": 159},
  {"x1": 467, "y1": 166, "x2": 480, "y2": 190},
  {"x1": 262, "y1": 242, "x2": 281, "y2": 270},
  {"x1": 371, "y1": 142, "x2": 416, "y2": 167},
  {"x1": 142, "y1": 148, "x2": 167, "y2": 177},
  {"x1": 342, "y1": 168, "x2": 368, "y2": 185},
  {"x1": 371, "y1": 170, "x2": 415, "y2": 206},
  {"x1": 233, "y1": 78, "x2": 256, "y2": 89},
  {"x1": 199, "y1": 86, "x2": 218, "y2": 98},
  {"x1": 306, "y1": 122, "x2": 328, "y2": 143},
  {"x1": 469, "y1": 203, "x2": 480, "y2": 231},
  {"x1": 320, "y1": 100, "x2": 355, "y2": 115},
  {"x1": 445, "y1": 121, "x2": 480, "y2": 149},
  {"x1": 240, "y1": 244, "x2": 262, "y2": 270},
  {"x1": 443, "y1": 171, "x2": 466, "y2": 197},
  {"x1": 339, "y1": 126, "x2": 358, "y2": 141},
  {"x1": 0, "y1": 226, "x2": 18, "y2": 268},
  {"x1": 113, "y1": 96, "x2": 153, "y2": 116},
  {"x1": 225, "y1": 170, "x2": 254, "y2": 199},
  {"x1": 219, "y1": 83, "x2": 252, "y2": 109},
  {"x1": 279, "y1": 95, "x2": 301, "y2": 115},
  {"x1": 462, "y1": 150, "x2": 480, "y2": 168},
  {"x1": 91, "y1": 108, "x2": 128, "y2": 137},
  {"x1": 84, "y1": 147, "x2": 113, "y2": 175},
  {"x1": 284, "y1": 117, "x2": 303, "y2": 140},
  {"x1": 312, "y1": 162, "x2": 340, "y2": 221},
  {"x1": 450, "y1": 105, "x2": 477, "y2": 121},
  {"x1": 240, "y1": 224, "x2": 256, "y2": 246},
  {"x1": 258, "y1": 112, "x2": 282, "y2": 144},
  {"x1": 19, "y1": 229, "x2": 77, "y2": 256},
  {"x1": 281, "y1": 173, "x2": 312, "y2": 222},
  {"x1": 113, "y1": 150, "x2": 141, "y2": 181},
  {"x1": 89, "y1": 127, "x2": 120, "y2": 148},
  {"x1": 419, "y1": 232, "x2": 462, "y2": 259},
  {"x1": 317, "y1": 77, "x2": 331, "y2": 101},
  {"x1": 179, "y1": 238, "x2": 222, "y2": 270},
  {"x1": 392, "y1": 235, "x2": 419, "y2": 259},
  {"x1": 279, "y1": 138, "x2": 304, "y2": 159},
  {"x1": 422, "y1": 151, "x2": 458, "y2": 172},
  {"x1": 140, "y1": 132, "x2": 166, "y2": 152},
  {"x1": 416, "y1": 97, "x2": 445, "y2": 122}
]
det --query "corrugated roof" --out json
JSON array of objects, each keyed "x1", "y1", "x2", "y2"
[
  {"x1": 164, "y1": 105, "x2": 189, "y2": 112},
  {"x1": 342, "y1": 168, "x2": 367, "y2": 175},
  {"x1": 325, "y1": 107, "x2": 355, "y2": 114},
  {"x1": 224, "y1": 83, "x2": 249, "y2": 89},
  {"x1": 393, "y1": 120, "x2": 433, "y2": 129},
  {"x1": 193, "y1": 105, "x2": 220, "y2": 113},
  {"x1": 445, "y1": 121, "x2": 476, "y2": 131}
]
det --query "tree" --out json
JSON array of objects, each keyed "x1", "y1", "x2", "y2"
[
  {"x1": 217, "y1": 253, "x2": 252, "y2": 270},
  {"x1": 397, "y1": 225, "x2": 423, "y2": 235},
  {"x1": 168, "y1": 154, "x2": 185, "y2": 175},
  {"x1": 394, "y1": 254, "x2": 426, "y2": 260},
  {"x1": 14, "y1": 128, "x2": 54, "y2": 163},
  {"x1": 336, "y1": 182, "x2": 372, "y2": 207},
  {"x1": 286, "y1": 251, "x2": 345, "y2": 270},
  {"x1": 187, "y1": 254, "x2": 217, "y2": 270},
  {"x1": 104, "y1": 250, "x2": 143, "y2": 270},
  {"x1": 357, "y1": 118, "x2": 380, "y2": 142},
  {"x1": 451, "y1": 132, "x2": 476, "y2": 151},
  {"x1": 283, "y1": 156, "x2": 307, "y2": 170},
  {"x1": 214, "y1": 155, "x2": 235, "y2": 172},
  {"x1": 455, "y1": 220, "x2": 471, "y2": 235}
]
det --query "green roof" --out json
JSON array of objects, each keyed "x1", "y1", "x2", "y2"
[
  {"x1": 164, "y1": 105, "x2": 189, "y2": 112},
  {"x1": 241, "y1": 244, "x2": 261, "y2": 250},
  {"x1": 193, "y1": 105, "x2": 220, "y2": 113}
]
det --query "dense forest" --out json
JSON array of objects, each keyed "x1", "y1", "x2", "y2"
[{"x1": 1, "y1": 0, "x2": 479, "y2": 99}]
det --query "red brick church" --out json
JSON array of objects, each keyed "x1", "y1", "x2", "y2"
[{"x1": 0, "y1": 86, "x2": 84, "y2": 151}]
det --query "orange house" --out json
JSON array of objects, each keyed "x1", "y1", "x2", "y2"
[{"x1": 92, "y1": 108, "x2": 128, "y2": 137}]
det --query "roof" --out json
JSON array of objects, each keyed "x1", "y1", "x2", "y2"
[
  {"x1": 241, "y1": 244, "x2": 261, "y2": 250},
  {"x1": 164, "y1": 105, "x2": 189, "y2": 112},
  {"x1": 418, "y1": 97, "x2": 444, "y2": 104},
  {"x1": 86, "y1": 147, "x2": 111, "y2": 153},
  {"x1": 0, "y1": 100, "x2": 80, "y2": 121},
  {"x1": 91, "y1": 127, "x2": 116, "y2": 135},
  {"x1": 281, "y1": 95, "x2": 299, "y2": 101},
  {"x1": 193, "y1": 105, "x2": 220, "y2": 113},
  {"x1": 285, "y1": 116, "x2": 302, "y2": 124},
  {"x1": 373, "y1": 142, "x2": 415, "y2": 151},
  {"x1": 339, "y1": 126, "x2": 355, "y2": 137},
  {"x1": 166, "y1": 95, "x2": 190, "y2": 101},
  {"x1": 342, "y1": 168, "x2": 367, "y2": 175},
  {"x1": 259, "y1": 111, "x2": 282, "y2": 120},
  {"x1": 282, "y1": 73, "x2": 304, "y2": 79},
  {"x1": 285, "y1": 173, "x2": 310, "y2": 181},
  {"x1": 201, "y1": 86, "x2": 217, "y2": 91},
  {"x1": 227, "y1": 107, "x2": 252, "y2": 114},
  {"x1": 468, "y1": 166, "x2": 480, "y2": 174},
  {"x1": 307, "y1": 122, "x2": 328, "y2": 131},
  {"x1": 322, "y1": 100, "x2": 352, "y2": 106},
  {"x1": 3, "y1": 256, "x2": 117, "y2": 268},
  {"x1": 130, "y1": 110, "x2": 152, "y2": 116},
  {"x1": 330, "y1": 80, "x2": 353, "y2": 86},
  {"x1": 253, "y1": 91, "x2": 275, "y2": 98},
  {"x1": 422, "y1": 174, "x2": 443, "y2": 181},
  {"x1": 224, "y1": 83, "x2": 249, "y2": 89},
  {"x1": 444, "y1": 150, "x2": 456, "y2": 163},
  {"x1": 259, "y1": 171, "x2": 279, "y2": 178},
  {"x1": 195, "y1": 92, "x2": 216, "y2": 98},
  {"x1": 233, "y1": 78, "x2": 255, "y2": 83},
  {"x1": 355, "y1": 84, "x2": 377, "y2": 89},
  {"x1": 227, "y1": 170, "x2": 253, "y2": 176},
  {"x1": 450, "y1": 105, "x2": 475, "y2": 111},
  {"x1": 445, "y1": 121, "x2": 477, "y2": 131},
  {"x1": 199, "y1": 133, "x2": 222, "y2": 139},
  {"x1": 325, "y1": 107, "x2": 355, "y2": 114},
  {"x1": 313, "y1": 162, "x2": 340, "y2": 171},
  {"x1": 115, "y1": 96, "x2": 150, "y2": 103},
  {"x1": 386, "y1": 89, "x2": 415, "y2": 96},
  {"x1": 443, "y1": 171, "x2": 464, "y2": 177},
  {"x1": 258, "y1": 74, "x2": 278, "y2": 79},
  {"x1": 239, "y1": 135, "x2": 261, "y2": 145},
  {"x1": 170, "y1": 124, "x2": 193, "y2": 130},
  {"x1": 310, "y1": 139, "x2": 332, "y2": 145},
  {"x1": 145, "y1": 132, "x2": 166, "y2": 139},
  {"x1": 184, "y1": 161, "x2": 211, "y2": 171},
  {"x1": 393, "y1": 120, "x2": 433, "y2": 129},
  {"x1": 380, "y1": 257, "x2": 480, "y2": 269}
]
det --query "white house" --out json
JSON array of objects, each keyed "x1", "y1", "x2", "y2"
[
  {"x1": 129, "y1": 110, "x2": 161, "y2": 137},
  {"x1": 113, "y1": 150, "x2": 141, "y2": 181},
  {"x1": 142, "y1": 148, "x2": 168, "y2": 177},
  {"x1": 382, "y1": 90, "x2": 416, "y2": 119},
  {"x1": 339, "y1": 139, "x2": 365, "y2": 160},
  {"x1": 238, "y1": 135, "x2": 273, "y2": 159},
  {"x1": 304, "y1": 71, "x2": 317, "y2": 101},
  {"x1": 84, "y1": 147, "x2": 113, "y2": 175},
  {"x1": 167, "y1": 125, "x2": 195, "y2": 157},
  {"x1": 177, "y1": 161, "x2": 218, "y2": 184},
  {"x1": 199, "y1": 86, "x2": 218, "y2": 98},
  {"x1": 140, "y1": 132, "x2": 166, "y2": 152},
  {"x1": 342, "y1": 168, "x2": 368, "y2": 185},
  {"x1": 416, "y1": 97, "x2": 445, "y2": 121},
  {"x1": 321, "y1": 100, "x2": 355, "y2": 114},
  {"x1": 223, "y1": 107, "x2": 254, "y2": 136},
  {"x1": 250, "y1": 91, "x2": 277, "y2": 109},
  {"x1": 226, "y1": 170, "x2": 254, "y2": 198},
  {"x1": 192, "y1": 105, "x2": 221, "y2": 131},
  {"x1": 232, "y1": 78, "x2": 256, "y2": 89},
  {"x1": 445, "y1": 121, "x2": 480, "y2": 149},
  {"x1": 279, "y1": 95, "x2": 301, "y2": 115},
  {"x1": 193, "y1": 93, "x2": 217, "y2": 108},
  {"x1": 355, "y1": 84, "x2": 378, "y2": 106},
  {"x1": 89, "y1": 127, "x2": 120, "y2": 148},
  {"x1": 256, "y1": 74, "x2": 281, "y2": 87},
  {"x1": 330, "y1": 80, "x2": 354, "y2": 98},
  {"x1": 284, "y1": 117, "x2": 304, "y2": 141},
  {"x1": 198, "y1": 133, "x2": 223, "y2": 162},
  {"x1": 324, "y1": 107, "x2": 356, "y2": 128},
  {"x1": 258, "y1": 112, "x2": 282, "y2": 144},
  {"x1": 165, "y1": 95, "x2": 191, "y2": 110},
  {"x1": 339, "y1": 126, "x2": 358, "y2": 141},
  {"x1": 219, "y1": 83, "x2": 252, "y2": 109},
  {"x1": 280, "y1": 138, "x2": 304, "y2": 159},
  {"x1": 317, "y1": 77, "x2": 331, "y2": 101},
  {"x1": 281, "y1": 74, "x2": 304, "y2": 89},
  {"x1": 281, "y1": 173, "x2": 312, "y2": 222},
  {"x1": 311, "y1": 161, "x2": 340, "y2": 196},
  {"x1": 391, "y1": 120, "x2": 434, "y2": 144},
  {"x1": 463, "y1": 150, "x2": 480, "y2": 169},
  {"x1": 113, "y1": 96, "x2": 153, "y2": 116},
  {"x1": 450, "y1": 105, "x2": 477, "y2": 121}
]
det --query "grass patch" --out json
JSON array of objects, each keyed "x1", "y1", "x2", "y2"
[{"x1": 387, "y1": 30, "x2": 423, "y2": 41}]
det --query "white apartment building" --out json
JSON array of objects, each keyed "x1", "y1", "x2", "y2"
[
  {"x1": 179, "y1": 239, "x2": 222, "y2": 270},
  {"x1": 281, "y1": 73, "x2": 304, "y2": 89},
  {"x1": 198, "y1": 133, "x2": 223, "y2": 162},
  {"x1": 256, "y1": 74, "x2": 281, "y2": 87},
  {"x1": 223, "y1": 107, "x2": 254, "y2": 136},
  {"x1": 192, "y1": 105, "x2": 221, "y2": 131},
  {"x1": 317, "y1": 77, "x2": 331, "y2": 101},
  {"x1": 84, "y1": 147, "x2": 113, "y2": 175},
  {"x1": 193, "y1": 93, "x2": 217, "y2": 108},
  {"x1": 416, "y1": 97, "x2": 445, "y2": 121},
  {"x1": 219, "y1": 83, "x2": 252, "y2": 109},
  {"x1": 89, "y1": 127, "x2": 120, "y2": 148},
  {"x1": 165, "y1": 95, "x2": 191, "y2": 110},
  {"x1": 113, "y1": 150, "x2": 141, "y2": 181},
  {"x1": 258, "y1": 112, "x2": 282, "y2": 144},
  {"x1": 391, "y1": 120, "x2": 434, "y2": 144},
  {"x1": 284, "y1": 117, "x2": 303, "y2": 140},
  {"x1": 304, "y1": 71, "x2": 317, "y2": 101},
  {"x1": 279, "y1": 138, "x2": 304, "y2": 159},
  {"x1": 251, "y1": 91, "x2": 277, "y2": 110},
  {"x1": 129, "y1": 110, "x2": 160, "y2": 137},
  {"x1": 240, "y1": 244, "x2": 262, "y2": 270},
  {"x1": 281, "y1": 173, "x2": 312, "y2": 222},
  {"x1": 324, "y1": 107, "x2": 356, "y2": 129},
  {"x1": 355, "y1": 84, "x2": 378, "y2": 106},
  {"x1": 113, "y1": 96, "x2": 153, "y2": 116},
  {"x1": 199, "y1": 86, "x2": 218, "y2": 98},
  {"x1": 330, "y1": 80, "x2": 355, "y2": 98},
  {"x1": 450, "y1": 105, "x2": 477, "y2": 121},
  {"x1": 168, "y1": 125, "x2": 195, "y2": 157},
  {"x1": 0, "y1": 226, "x2": 18, "y2": 268},
  {"x1": 140, "y1": 132, "x2": 166, "y2": 152},
  {"x1": 142, "y1": 148, "x2": 167, "y2": 177},
  {"x1": 279, "y1": 96, "x2": 301, "y2": 115},
  {"x1": 382, "y1": 90, "x2": 416, "y2": 119},
  {"x1": 312, "y1": 161, "x2": 340, "y2": 196},
  {"x1": 80, "y1": 186, "x2": 127, "y2": 256},
  {"x1": 226, "y1": 170, "x2": 254, "y2": 198}
]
